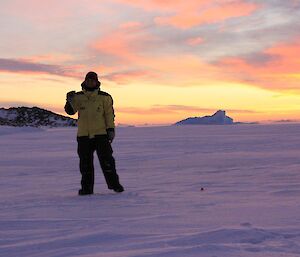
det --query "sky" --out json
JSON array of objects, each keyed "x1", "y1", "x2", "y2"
[{"x1": 0, "y1": 0, "x2": 300, "y2": 125}]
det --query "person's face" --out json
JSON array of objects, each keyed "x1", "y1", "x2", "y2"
[{"x1": 85, "y1": 78, "x2": 97, "y2": 88}]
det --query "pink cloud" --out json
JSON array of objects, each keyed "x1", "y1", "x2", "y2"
[
  {"x1": 115, "y1": 0, "x2": 259, "y2": 29},
  {"x1": 3, "y1": 0, "x2": 114, "y2": 23},
  {"x1": 89, "y1": 22, "x2": 159, "y2": 63},
  {"x1": 3, "y1": 0, "x2": 73, "y2": 23},
  {"x1": 155, "y1": 1, "x2": 259, "y2": 29},
  {"x1": 215, "y1": 38, "x2": 300, "y2": 90},
  {"x1": 20, "y1": 53, "x2": 75, "y2": 64},
  {"x1": 186, "y1": 37, "x2": 204, "y2": 46},
  {"x1": 102, "y1": 69, "x2": 159, "y2": 84},
  {"x1": 0, "y1": 58, "x2": 84, "y2": 79},
  {"x1": 114, "y1": 0, "x2": 206, "y2": 12},
  {"x1": 119, "y1": 21, "x2": 143, "y2": 29}
]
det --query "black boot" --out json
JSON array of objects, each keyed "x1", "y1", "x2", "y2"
[
  {"x1": 78, "y1": 189, "x2": 93, "y2": 195},
  {"x1": 112, "y1": 184, "x2": 124, "y2": 193}
]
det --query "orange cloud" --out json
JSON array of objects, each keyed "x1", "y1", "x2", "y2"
[
  {"x1": 215, "y1": 38, "x2": 300, "y2": 90},
  {"x1": 265, "y1": 40, "x2": 300, "y2": 73},
  {"x1": 90, "y1": 23, "x2": 157, "y2": 63}
]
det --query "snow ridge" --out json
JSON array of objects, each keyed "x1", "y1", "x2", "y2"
[{"x1": 175, "y1": 110, "x2": 234, "y2": 125}]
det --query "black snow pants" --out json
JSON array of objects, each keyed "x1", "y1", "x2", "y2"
[{"x1": 77, "y1": 135, "x2": 121, "y2": 193}]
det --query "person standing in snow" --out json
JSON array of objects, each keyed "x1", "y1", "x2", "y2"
[{"x1": 64, "y1": 71, "x2": 124, "y2": 195}]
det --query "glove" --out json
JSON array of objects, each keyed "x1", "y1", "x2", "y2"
[
  {"x1": 66, "y1": 91, "x2": 76, "y2": 102},
  {"x1": 106, "y1": 128, "x2": 115, "y2": 143}
]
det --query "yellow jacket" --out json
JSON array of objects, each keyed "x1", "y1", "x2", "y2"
[{"x1": 64, "y1": 89, "x2": 115, "y2": 138}]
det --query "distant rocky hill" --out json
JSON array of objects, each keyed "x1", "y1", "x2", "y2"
[
  {"x1": 174, "y1": 110, "x2": 234, "y2": 125},
  {"x1": 0, "y1": 107, "x2": 77, "y2": 127}
]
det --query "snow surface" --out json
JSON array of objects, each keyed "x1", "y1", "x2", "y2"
[
  {"x1": 1, "y1": 124, "x2": 300, "y2": 257},
  {"x1": 0, "y1": 125, "x2": 43, "y2": 136}
]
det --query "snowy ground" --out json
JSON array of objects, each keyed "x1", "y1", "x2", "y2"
[{"x1": 1, "y1": 124, "x2": 300, "y2": 257}]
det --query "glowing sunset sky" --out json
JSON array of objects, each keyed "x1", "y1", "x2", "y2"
[{"x1": 0, "y1": 0, "x2": 300, "y2": 125}]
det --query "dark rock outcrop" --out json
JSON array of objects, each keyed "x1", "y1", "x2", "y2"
[{"x1": 0, "y1": 106, "x2": 77, "y2": 127}]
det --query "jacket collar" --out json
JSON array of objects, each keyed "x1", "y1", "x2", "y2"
[{"x1": 83, "y1": 89, "x2": 99, "y2": 100}]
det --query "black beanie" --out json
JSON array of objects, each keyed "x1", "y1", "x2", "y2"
[{"x1": 85, "y1": 71, "x2": 98, "y2": 81}]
